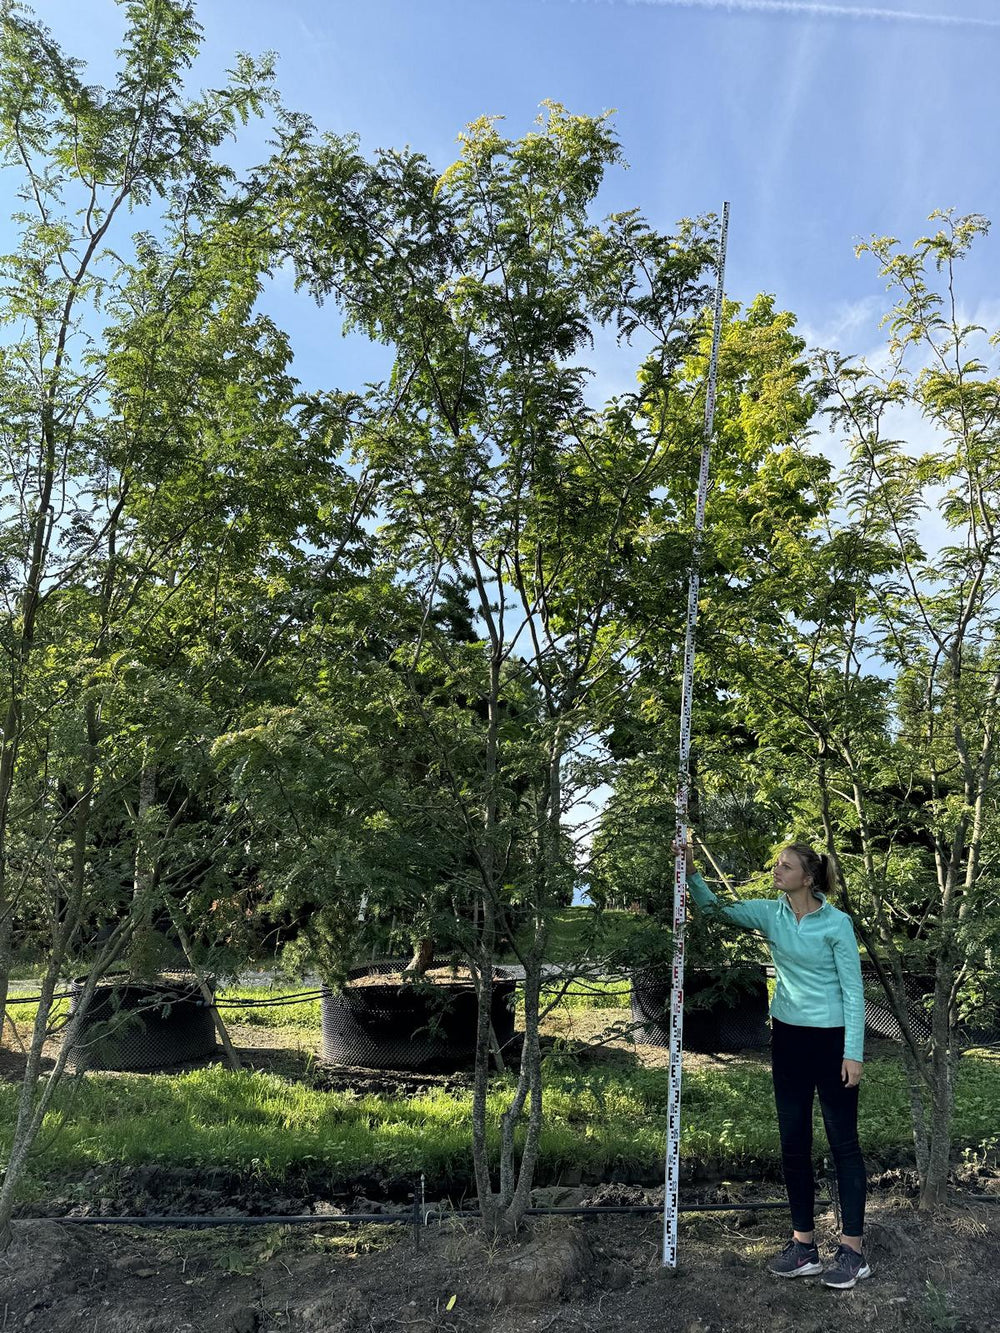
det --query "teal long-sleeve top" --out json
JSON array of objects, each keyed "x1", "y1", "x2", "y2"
[{"x1": 687, "y1": 870, "x2": 865, "y2": 1063}]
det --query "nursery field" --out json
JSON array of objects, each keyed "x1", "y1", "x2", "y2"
[
  {"x1": 4, "y1": 989, "x2": 1000, "y2": 1205},
  {"x1": 6, "y1": 1192, "x2": 1000, "y2": 1333},
  {"x1": 4, "y1": 2, "x2": 1000, "y2": 1330},
  {"x1": 3, "y1": 993, "x2": 1000, "y2": 1332}
]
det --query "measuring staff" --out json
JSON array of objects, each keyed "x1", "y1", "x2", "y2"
[{"x1": 663, "y1": 202, "x2": 729, "y2": 1270}]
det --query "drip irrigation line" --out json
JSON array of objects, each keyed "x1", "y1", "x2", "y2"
[
  {"x1": 20, "y1": 1190, "x2": 1000, "y2": 1231},
  {"x1": 6, "y1": 991, "x2": 78, "y2": 1005},
  {"x1": 16, "y1": 1199, "x2": 828, "y2": 1228},
  {"x1": 212, "y1": 991, "x2": 327, "y2": 1009}
]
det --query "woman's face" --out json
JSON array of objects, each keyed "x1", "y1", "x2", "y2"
[{"x1": 773, "y1": 849, "x2": 809, "y2": 894}]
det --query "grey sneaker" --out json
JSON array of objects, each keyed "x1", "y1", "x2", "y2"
[
  {"x1": 767, "y1": 1238, "x2": 822, "y2": 1278},
  {"x1": 822, "y1": 1244, "x2": 872, "y2": 1289}
]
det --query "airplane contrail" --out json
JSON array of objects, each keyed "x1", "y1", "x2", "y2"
[{"x1": 606, "y1": 0, "x2": 1000, "y2": 29}]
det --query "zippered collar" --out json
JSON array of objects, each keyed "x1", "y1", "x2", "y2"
[{"x1": 778, "y1": 891, "x2": 829, "y2": 920}]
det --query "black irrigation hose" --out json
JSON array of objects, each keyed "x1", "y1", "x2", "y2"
[
  {"x1": 18, "y1": 1200, "x2": 825, "y2": 1228},
  {"x1": 7, "y1": 988, "x2": 328, "y2": 1009},
  {"x1": 6, "y1": 991, "x2": 78, "y2": 1005},
  {"x1": 11, "y1": 975, "x2": 628, "y2": 1012},
  {"x1": 20, "y1": 1191, "x2": 1000, "y2": 1230},
  {"x1": 212, "y1": 991, "x2": 327, "y2": 1009}
]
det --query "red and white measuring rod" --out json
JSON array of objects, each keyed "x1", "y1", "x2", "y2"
[{"x1": 663, "y1": 202, "x2": 730, "y2": 1269}]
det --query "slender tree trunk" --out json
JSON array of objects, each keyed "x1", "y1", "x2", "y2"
[
  {"x1": 0, "y1": 494, "x2": 56, "y2": 1033},
  {"x1": 919, "y1": 1036, "x2": 954, "y2": 1208},
  {"x1": 0, "y1": 912, "x2": 140, "y2": 1249},
  {"x1": 470, "y1": 896, "x2": 498, "y2": 1222},
  {"x1": 492, "y1": 930, "x2": 545, "y2": 1234},
  {"x1": 0, "y1": 739, "x2": 192, "y2": 1247},
  {"x1": 164, "y1": 897, "x2": 242, "y2": 1071},
  {"x1": 467, "y1": 630, "x2": 507, "y2": 1228},
  {"x1": 506, "y1": 924, "x2": 546, "y2": 1228},
  {"x1": 817, "y1": 756, "x2": 925, "y2": 1061},
  {"x1": 900, "y1": 1048, "x2": 931, "y2": 1181},
  {"x1": 495, "y1": 734, "x2": 563, "y2": 1233},
  {"x1": 497, "y1": 1004, "x2": 531, "y2": 1219},
  {"x1": 126, "y1": 758, "x2": 158, "y2": 973}
]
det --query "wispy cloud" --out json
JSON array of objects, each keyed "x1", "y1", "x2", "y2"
[
  {"x1": 798, "y1": 296, "x2": 885, "y2": 352},
  {"x1": 755, "y1": 20, "x2": 820, "y2": 218},
  {"x1": 599, "y1": 0, "x2": 1000, "y2": 29}
]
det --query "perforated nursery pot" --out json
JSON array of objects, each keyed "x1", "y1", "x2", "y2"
[
  {"x1": 64, "y1": 975, "x2": 217, "y2": 1072},
  {"x1": 321, "y1": 962, "x2": 517, "y2": 1071},
  {"x1": 861, "y1": 965, "x2": 933, "y2": 1043},
  {"x1": 630, "y1": 965, "x2": 771, "y2": 1053}
]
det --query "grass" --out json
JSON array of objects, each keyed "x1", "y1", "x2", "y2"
[
  {"x1": 6, "y1": 974, "x2": 1000, "y2": 1200},
  {"x1": 212, "y1": 987, "x2": 324, "y2": 1030},
  {"x1": 5, "y1": 995, "x2": 71, "y2": 1028},
  {"x1": 524, "y1": 978, "x2": 631, "y2": 1012},
  {"x1": 3, "y1": 986, "x2": 321, "y2": 1034},
  {"x1": 4, "y1": 1042, "x2": 1000, "y2": 1199}
]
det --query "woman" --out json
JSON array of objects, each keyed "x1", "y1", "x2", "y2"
[{"x1": 678, "y1": 839, "x2": 870, "y2": 1289}]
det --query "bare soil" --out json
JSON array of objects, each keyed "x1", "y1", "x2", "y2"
[
  {"x1": 344, "y1": 968, "x2": 503, "y2": 988},
  {"x1": 4, "y1": 1190, "x2": 999, "y2": 1333}
]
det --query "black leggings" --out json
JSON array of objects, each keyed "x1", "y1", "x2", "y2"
[{"x1": 771, "y1": 1017, "x2": 867, "y2": 1237}]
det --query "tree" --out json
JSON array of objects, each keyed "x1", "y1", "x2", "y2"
[
  {"x1": 0, "y1": 0, "x2": 367, "y2": 1242},
  {"x1": 713, "y1": 212, "x2": 1000, "y2": 1208},
  {"x1": 588, "y1": 292, "x2": 829, "y2": 1015},
  {"x1": 279, "y1": 105, "x2": 723, "y2": 1231}
]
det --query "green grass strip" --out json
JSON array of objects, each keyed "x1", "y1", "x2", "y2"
[
  {"x1": 212, "y1": 988, "x2": 324, "y2": 1030},
  {"x1": 6, "y1": 978, "x2": 626, "y2": 1032},
  {"x1": 4, "y1": 1053, "x2": 998, "y2": 1199}
]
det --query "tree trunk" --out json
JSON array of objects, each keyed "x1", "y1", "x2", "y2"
[
  {"x1": 125, "y1": 758, "x2": 158, "y2": 975},
  {"x1": 470, "y1": 899, "x2": 498, "y2": 1221},
  {"x1": 404, "y1": 937, "x2": 435, "y2": 977},
  {"x1": 505, "y1": 926, "x2": 546, "y2": 1229},
  {"x1": 918, "y1": 1042, "x2": 954, "y2": 1209},
  {"x1": 165, "y1": 897, "x2": 242, "y2": 1071},
  {"x1": 493, "y1": 734, "x2": 561, "y2": 1235},
  {"x1": 0, "y1": 910, "x2": 141, "y2": 1249}
]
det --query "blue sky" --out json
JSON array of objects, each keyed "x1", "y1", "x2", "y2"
[{"x1": 33, "y1": 0, "x2": 1000, "y2": 398}]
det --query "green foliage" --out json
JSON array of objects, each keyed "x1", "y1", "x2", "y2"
[
  {"x1": 683, "y1": 211, "x2": 999, "y2": 1200},
  {"x1": 509, "y1": 908, "x2": 641, "y2": 964},
  {"x1": 4, "y1": 0, "x2": 995, "y2": 1234},
  {"x1": 0, "y1": 0, "x2": 373, "y2": 987},
  {"x1": 244, "y1": 101, "x2": 725, "y2": 1013},
  {"x1": 586, "y1": 209, "x2": 1000, "y2": 1209},
  {"x1": 588, "y1": 290, "x2": 825, "y2": 925},
  {"x1": 920, "y1": 1280, "x2": 960, "y2": 1333}
]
